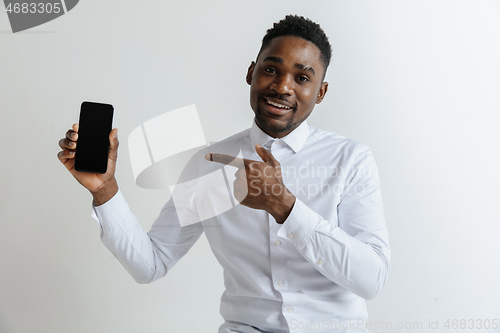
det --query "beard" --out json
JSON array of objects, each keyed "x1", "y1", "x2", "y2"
[{"x1": 254, "y1": 105, "x2": 299, "y2": 134}]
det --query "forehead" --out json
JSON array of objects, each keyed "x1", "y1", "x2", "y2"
[{"x1": 257, "y1": 35, "x2": 324, "y2": 73}]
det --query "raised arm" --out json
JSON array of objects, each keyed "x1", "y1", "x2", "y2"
[{"x1": 57, "y1": 124, "x2": 203, "y2": 283}]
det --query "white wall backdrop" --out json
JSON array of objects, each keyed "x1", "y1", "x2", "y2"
[{"x1": 1, "y1": 1, "x2": 499, "y2": 332}]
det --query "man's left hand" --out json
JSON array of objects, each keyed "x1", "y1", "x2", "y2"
[{"x1": 206, "y1": 144, "x2": 296, "y2": 223}]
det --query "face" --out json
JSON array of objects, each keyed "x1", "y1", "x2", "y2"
[{"x1": 246, "y1": 35, "x2": 328, "y2": 138}]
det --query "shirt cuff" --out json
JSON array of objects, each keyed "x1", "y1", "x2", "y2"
[
  {"x1": 277, "y1": 198, "x2": 323, "y2": 248},
  {"x1": 91, "y1": 189, "x2": 130, "y2": 232}
]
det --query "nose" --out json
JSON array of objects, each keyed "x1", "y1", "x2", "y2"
[{"x1": 270, "y1": 74, "x2": 294, "y2": 96}]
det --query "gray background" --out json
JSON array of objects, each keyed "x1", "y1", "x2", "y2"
[{"x1": 1, "y1": 0, "x2": 499, "y2": 332}]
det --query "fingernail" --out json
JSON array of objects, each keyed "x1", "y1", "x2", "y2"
[
  {"x1": 205, "y1": 153, "x2": 212, "y2": 161},
  {"x1": 256, "y1": 143, "x2": 262, "y2": 148},
  {"x1": 115, "y1": 129, "x2": 118, "y2": 138}
]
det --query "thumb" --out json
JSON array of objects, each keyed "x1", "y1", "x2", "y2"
[
  {"x1": 108, "y1": 128, "x2": 119, "y2": 162},
  {"x1": 256, "y1": 143, "x2": 277, "y2": 165}
]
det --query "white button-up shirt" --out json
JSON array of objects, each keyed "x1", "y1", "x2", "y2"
[{"x1": 93, "y1": 118, "x2": 390, "y2": 333}]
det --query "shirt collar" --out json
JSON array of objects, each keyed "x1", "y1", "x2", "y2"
[{"x1": 249, "y1": 117, "x2": 310, "y2": 154}]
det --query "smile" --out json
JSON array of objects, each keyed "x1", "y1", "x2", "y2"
[
  {"x1": 262, "y1": 97, "x2": 294, "y2": 116},
  {"x1": 264, "y1": 98, "x2": 292, "y2": 110}
]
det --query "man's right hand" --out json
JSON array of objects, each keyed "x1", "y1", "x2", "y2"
[{"x1": 57, "y1": 123, "x2": 119, "y2": 205}]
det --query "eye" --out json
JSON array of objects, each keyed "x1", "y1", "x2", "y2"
[
  {"x1": 298, "y1": 75, "x2": 309, "y2": 83},
  {"x1": 264, "y1": 67, "x2": 277, "y2": 74}
]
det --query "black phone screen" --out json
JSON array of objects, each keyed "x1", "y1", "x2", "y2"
[{"x1": 74, "y1": 101, "x2": 114, "y2": 174}]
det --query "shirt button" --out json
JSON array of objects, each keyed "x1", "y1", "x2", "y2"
[
  {"x1": 287, "y1": 232, "x2": 294, "y2": 239},
  {"x1": 317, "y1": 259, "x2": 323, "y2": 265},
  {"x1": 274, "y1": 240, "x2": 281, "y2": 246},
  {"x1": 287, "y1": 306, "x2": 293, "y2": 312},
  {"x1": 277, "y1": 280, "x2": 284, "y2": 286}
]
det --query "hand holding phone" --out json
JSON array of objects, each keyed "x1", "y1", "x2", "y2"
[{"x1": 57, "y1": 102, "x2": 119, "y2": 205}]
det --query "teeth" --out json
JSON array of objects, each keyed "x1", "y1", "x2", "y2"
[{"x1": 266, "y1": 99, "x2": 291, "y2": 109}]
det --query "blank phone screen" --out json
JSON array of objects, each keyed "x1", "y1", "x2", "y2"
[{"x1": 74, "y1": 101, "x2": 114, "y2": 174}]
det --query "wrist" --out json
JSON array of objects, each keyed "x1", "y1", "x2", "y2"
[
  {"x1": 269, "y1": 190, "x2": 296, "y2": 224},
  {"x1": 91, "y1": 178, "x2": 119, "y2": 206}
]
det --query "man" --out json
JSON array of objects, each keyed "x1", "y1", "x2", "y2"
[{"x1": 58, "y1": 15, "x2": 390, "y2": 333}]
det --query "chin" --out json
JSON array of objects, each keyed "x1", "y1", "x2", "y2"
[{"x1": 255, "y1": 114, "x2": 294, "y2": 134}]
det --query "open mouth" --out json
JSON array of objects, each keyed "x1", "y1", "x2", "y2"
[{"x1": 263, "y1": 98, "x2": 293, "y2": 115}]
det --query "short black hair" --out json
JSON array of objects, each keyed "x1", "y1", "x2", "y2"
[{"x1": 257, "y1": 15, "x2": 332, "y2": 79}]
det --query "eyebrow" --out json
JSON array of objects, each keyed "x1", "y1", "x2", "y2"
[
  {"x1": 295, "y1": 63, "x2": 315, "y2": 76},
  {"x1": 263, "y1": 56, "x2": 283, "y2": 64},
  {"x1": 262, "y1": 56, "x2": 316, "y2": 76}
]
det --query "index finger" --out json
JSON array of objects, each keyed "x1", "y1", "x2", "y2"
[
  {"x1": 205, "y1": 153, "x2": 245, "y2": 168},
  {"x1": 65, "y1": 123, "x2": 80, "y2": 141}
]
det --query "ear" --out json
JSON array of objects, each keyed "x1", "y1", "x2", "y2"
[
  {"x1": 316, "y1": 81, "x2": 328, "y2": 104},
  {"x1": 246, "y1": 61, "x2": 256, "y2": 85}
]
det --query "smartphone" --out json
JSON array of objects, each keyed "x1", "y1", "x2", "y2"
[{"x1": 74, "y1": 101, "x2": 114, "y2": 174}]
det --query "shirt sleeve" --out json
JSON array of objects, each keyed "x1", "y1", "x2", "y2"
[
  {"x1": 277, "y1": 144, "x2": 390, "y2": 300},
  {"x1": 92, "y1": 189, "x2": 204, "y2": 284}
]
